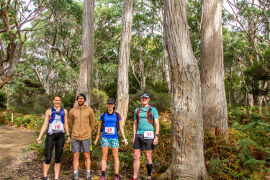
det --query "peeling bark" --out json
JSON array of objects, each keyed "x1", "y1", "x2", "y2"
[
  {"x1": 116, "y1": 0, "x2": 133, "y2": 122},
  {"x1": 200, "y1": 0, "x2": 229, "y2": 137},
  {"x1": 76, "y1": 0, "x2": 95, "y2": 106},
  {"x1": 160, "y1": 0, "x2": 207, "y2": 178}
]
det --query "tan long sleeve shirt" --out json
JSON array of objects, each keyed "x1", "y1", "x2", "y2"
[{"x1": 68, "y1": 105, "x2": 95, "y2": 140}]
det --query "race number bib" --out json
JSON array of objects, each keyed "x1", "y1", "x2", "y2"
[
  {"x1": 144, "y1": 131, "x2": 154, "y2": 139},
  {"x1": 51, "y1": 121, "x2": 64, "y2": 131},
  {"x1": 105, "y1": 127, "x2": 115, "y2": 135}
]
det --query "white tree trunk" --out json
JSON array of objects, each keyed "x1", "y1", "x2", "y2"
[
  {"x1": 200, "y1": 0, "x2": 229, "y2": 137},
  {"x1": 116, "y1": 0, "x2": 133, "y2": 122},
  {"x1": 158, "y1": 0, "x2": 207, "y2": 179},
  {"x1": 76, "y1": 0, "x2": 95, "y2": 106}
]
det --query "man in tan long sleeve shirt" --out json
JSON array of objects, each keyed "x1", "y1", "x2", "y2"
[{"x1": 69, "y1": 93, "x2": 95, "y2": 180}]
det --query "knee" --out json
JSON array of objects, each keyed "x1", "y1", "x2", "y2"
[
  {"x1": 133, "y1": 153, "x2": 140, "y2": 161},
  {"x1": 84, "y1": 153, "x2": 90, "y2": 159},
  {"x1": 145, "y1": 152, "x2": 152, "y2": 161},
  {"x1": 113, "y1": 154, "x2": 119, "y2": 161},
  {"x1": 102, "y1": 154, "x2": 108, "y2": 161},
  {"x1": 73, "y1": 153, "x2": 79, "y2": 160},
  {"x1": 44, "y1": 159, "x2": 51, "y2": 164}
]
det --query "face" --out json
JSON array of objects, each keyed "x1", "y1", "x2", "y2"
[
  {"x1": 77, "y1": 96, "x2": 85, "y2": 106},
  {"x1": 141, "y1": 97, "x2": 150, "y2": 105},
  {"x1": 107, "y1": 103, "x2": 114, "y2": 111},
  {"x1": 52, "y1": 97, "x2": 61, "y2": 107}
]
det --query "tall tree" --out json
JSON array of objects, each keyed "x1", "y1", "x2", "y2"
[
  {"x1": 0, "y1": 0, "x2": 44, "y2": 89},
  {"x1": 159, "y1": 0, "x2": 207, "y2": 178},
  {"x1": 76, "y1": 0, "x2": 95, "y2": 106},
  {"x1": 200, "y1": 0, "x2": 229, "y2": 137},
  {"x1": 116, "y1": 0, "x2": 133, "y2": 122}
]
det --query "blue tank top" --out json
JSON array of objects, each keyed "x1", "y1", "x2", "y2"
[{"x1": 100, "y1": 112, "x2": 121, "y2": 139}]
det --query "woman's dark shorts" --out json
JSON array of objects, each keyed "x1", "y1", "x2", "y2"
[{"x1": 133, "y1": 134, "x2": 154, "y2": 150}]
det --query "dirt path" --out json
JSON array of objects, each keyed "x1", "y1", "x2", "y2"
[{"x1": 0, "y1": 126, "x2": 36, "y2": 170}]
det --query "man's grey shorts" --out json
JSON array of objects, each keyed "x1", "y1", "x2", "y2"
[{"x1": 71, "y1": 138, "x2": 91, "y2": 152}]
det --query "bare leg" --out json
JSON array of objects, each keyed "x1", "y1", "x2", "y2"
[
  {"x1": 133, "y1": 149, "x2": 141, "y2": 179},
  {"x1": 43, "y1": 163, "x2": 50, "y2": 177},
  {"x1": 54, "y1": 163, "x2": 61, "y2": 179},
  {"x1": 73, "y1": 152, "x2": 80, "y2": 171},
  {"x1": 112, "y1": 148, "x2": 119, "y2": 174},
  {"x1": 101, "y1": 147, "x2": 109, "y2": 171},
  {"x1": 84, "y1": 152, "x2": 91, "y2": 170}
]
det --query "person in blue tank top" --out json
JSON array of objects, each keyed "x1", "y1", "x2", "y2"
[
  {"x1": 37, "y1": 95, "x2": 71, "y2": 180},
  {"x1": 94, "y1": 98, "x2": 128, "y2": 180}
]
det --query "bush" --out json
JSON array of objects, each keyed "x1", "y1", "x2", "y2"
[{"x1": 0, "y1": 92, "x2": 6, "y2": 108}]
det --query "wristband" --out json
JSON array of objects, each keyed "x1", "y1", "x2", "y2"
[
  {"x1": 122, "y1": 139, "x2": 127, "y2": 142},
  {"x1": 67, "y1": 135, "x2": 71, "y2": 138},
  {"x1": 155, "y1": 134, "x2": 159, "y2": 137}
]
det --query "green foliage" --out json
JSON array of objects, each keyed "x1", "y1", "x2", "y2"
[
  {"x1": 0, "y1": 92, "x2": 6, "y2": 108},
  {"x1": 10, "y1": 79, "x2": 50, "y2": 114},
  {"x1": 205, "y1": 106, "x2": 270, "y2": 179}
]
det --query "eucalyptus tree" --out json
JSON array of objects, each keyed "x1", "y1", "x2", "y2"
[
  {"x1": 116, "y1": 0, "x2": 133, "y2": 122},
  {"x1": 0, "y1": 0, "x2": 45, "y2": 89},
  {"x1": 160, "y1": 0, "x2": 207, "y2": 178},
  {"x1": 27, "y1": 0, "x2": 82, "y2": 95},
  {"x1": 200, "y1": 0, "x2": 229, "y2": 137},
  {"x1": 225, "y1": 0, "x2": 270, "y2": 113},
  {"x1": 76, "y1": 0, "x2": 95, "y2": 106}
]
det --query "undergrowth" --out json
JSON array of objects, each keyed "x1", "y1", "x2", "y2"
[{"x1": 1, "y1": 106, "x2": 269, "y2": 179}]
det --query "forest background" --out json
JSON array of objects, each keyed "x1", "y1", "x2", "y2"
[{"x1": 0, "y1": 0, "x2": 269, "y2": 179}]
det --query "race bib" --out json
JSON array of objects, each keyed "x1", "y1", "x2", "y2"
[
  {"x1": 105, "y1": 127, "x2": 115, "y2": 135},
  {"x1": 51, "y1": 121, "x2": 64, "y2": 131},
  {"x1": 144, "y1": 131, "x2": 154, "y2": 139}
]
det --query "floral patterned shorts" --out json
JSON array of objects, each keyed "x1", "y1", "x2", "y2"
[{"x1": 101, "y1": 137, "x2": 119, "y2": 148}]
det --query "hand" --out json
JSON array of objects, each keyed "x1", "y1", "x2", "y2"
[
  {"x1": 153, "y1": 136, "x2": 158, "y2": 145},
  {"x1": 132, "y1": 136, "x2": 135, "y2": 144},
  {"x1": 94, "y1": 139, "x2": 98, "y2": 146},
  {"x1": 36, "y1": 138, "x2": 42, "y2": 144},
  {"x1": 66, "y1": 137, "x2": 71, "y2": 144},
  {"x1": 122, "y1": 139, "x2": 128, "y2": 145}
]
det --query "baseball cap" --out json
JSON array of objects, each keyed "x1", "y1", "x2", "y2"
[
  {"x1": 107, "y1": 98, "x2": 115, "y2": 104},
  {"x1": 141, "y1": 92, "x2": 150, "y2": 98}
]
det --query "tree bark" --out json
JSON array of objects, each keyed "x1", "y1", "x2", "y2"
[
  {"x1": 162, "y1": 16, "x2": 172, "y2": 93},
  {"x1": 200, "y1": 0, "x2": 229, "y2": 137},
  {"x1": 116, "y1": 0, "x2": 133, "y2": 122},
  {"x1": 76, "y1": 0, "x2": 95, "y2": 106},
  {"x1": 138, "y1": 31, "x2": 146, "y2": 90},
  {"x1": 158, "y1": 0, "x2": 207, "y2": 179}
]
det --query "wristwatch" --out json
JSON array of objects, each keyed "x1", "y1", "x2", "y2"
[{"x1": 155, "y1": 134, "x2": 159, "y2": 137}]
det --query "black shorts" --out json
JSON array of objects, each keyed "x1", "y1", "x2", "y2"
[{"x1": 133, "y1": 134, "x2": 154, "y2": 150}]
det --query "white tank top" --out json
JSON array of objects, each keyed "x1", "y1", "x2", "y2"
[{"x1": 48, "y1": 112, "x2": 65, "y2": 135}]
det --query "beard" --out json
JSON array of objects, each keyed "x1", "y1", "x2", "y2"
[{"x1": 78, "y1": 101, "x2": 84, "y2": 106}]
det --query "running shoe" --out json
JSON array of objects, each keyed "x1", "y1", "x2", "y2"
[
  {"x1": 100, "y1": 176, "x2": 105, "y2": 180},
  {"x1": 42, "y1": 177, "x2": 48, "y2": 180},
  {"x1": 114, "y1": 176, "x2": 119, "y2": 180}
]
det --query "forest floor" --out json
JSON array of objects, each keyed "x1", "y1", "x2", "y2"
[{"x1": 0, "y1": 125, "x2": 143, "y2": 180}]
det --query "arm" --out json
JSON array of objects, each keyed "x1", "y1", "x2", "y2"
[
  {"x1": 64, "y1": 109, "x2": 71, "y2": 143},
  {"x1": 153, "y1": 118, "x2": 159, "y2": 145},
  {"x1": 89, "y1": 109, "x2": 95, "y2": 130},
  {"x1": 36, "y1": 109, "x2": 50, "y2": 144},
  {"x1": 120, "y1": 120, "x2": 128, "y2": 145},
  {"x1": 94, "y1": 120, "x2": 102, "y2": 145},
  {"x1": 68, "y1": 110, "x2": 74, "y2": 130},
  {"x1": 132, "y1": 120, "x2": 137, "y2": 144}
]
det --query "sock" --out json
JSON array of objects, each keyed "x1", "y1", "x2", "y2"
[
  {"x1": 101, "y1": 171, "x2": 106, "y2": 177},
  {"x1": 86, "y1": 169, "x2": 91, "y2": 178},
  {"x1": 74, "y1": 170, "x2": 79, "y2": 179},
  {"x1": 147, "y1": 163, "x2": 152, "y2": 176},
  {"x1": 114, "y1": 174, "x2": 119, "y2": 177}
]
